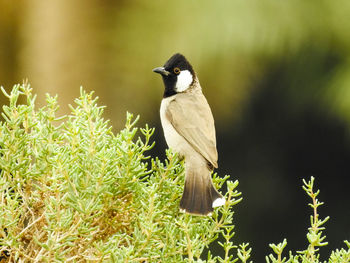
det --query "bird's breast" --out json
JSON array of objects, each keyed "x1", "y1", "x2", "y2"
[{"x1": 160, "y1": 97, "x2": 193, "y2": 157}]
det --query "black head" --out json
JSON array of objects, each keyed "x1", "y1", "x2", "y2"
[{"x1": 153, "y1": 53, "x2": 196, "y2": 98}]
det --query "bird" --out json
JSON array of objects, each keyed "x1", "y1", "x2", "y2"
[{"x1": 153, "y1": 53, "x2": 225, "y2": 215}]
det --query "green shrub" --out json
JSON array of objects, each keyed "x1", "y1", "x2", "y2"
[
  {"x1": 0, "y1": 84, "x2": 241, "y2": 262},
  {"x1": 0, "y1": 84, "x2": 349, "y2": 262}
]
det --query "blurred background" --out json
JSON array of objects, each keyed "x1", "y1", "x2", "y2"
[{"x1": 1, "y1": 0, "x2": 350, "y2": 260}]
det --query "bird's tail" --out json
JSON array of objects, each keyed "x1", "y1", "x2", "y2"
[{"x1": 180, "y1": 165, "x2": 225, "y2": 216}]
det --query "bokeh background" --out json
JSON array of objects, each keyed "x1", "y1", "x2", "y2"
[{"x1": 1, "y1": 0, "x2": 350, "y2": 260}]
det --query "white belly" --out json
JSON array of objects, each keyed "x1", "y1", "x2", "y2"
[{"x1": 160, "y1": 97, "x2": 194, "y2": 157}]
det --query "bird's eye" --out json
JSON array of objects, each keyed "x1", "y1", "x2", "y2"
[{"x1": 173, "y1": 67, "x2": 181, "y2": 74}]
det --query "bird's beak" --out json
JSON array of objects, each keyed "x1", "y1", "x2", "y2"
[{"x1": 153, "y1": 67, "x2": 170, "y2": 76}]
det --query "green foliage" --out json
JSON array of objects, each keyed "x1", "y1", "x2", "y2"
[
  {"x1": 266, "y1": 177, "x2": 350, "y2": 263},
  {"x1": 0, "y1": 84, "x2": 242, "y2": 262},
  {"x1": 237, "y1": 243, "x2": 252, "y2": 263},
  {"x1": 1, "y1": 84, "x2": 349, "y2": 262}
]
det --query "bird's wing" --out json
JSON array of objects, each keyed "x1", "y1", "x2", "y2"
[{"x1": 166, "y1": 93, "x2": 218, "y2": 168}]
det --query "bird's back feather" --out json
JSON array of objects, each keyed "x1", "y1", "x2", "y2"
[{"x1": 165, "y1": 92, "x2": 218, "y2": 168}]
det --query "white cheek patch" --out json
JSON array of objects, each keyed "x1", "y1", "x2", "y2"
[{"x1": 175, "y1": 70, "x2": 193, "y2": 92}]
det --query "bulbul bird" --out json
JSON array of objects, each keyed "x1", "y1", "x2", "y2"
[{"x1": 153, "y1": 53, "x2": 225, "y2": 215}]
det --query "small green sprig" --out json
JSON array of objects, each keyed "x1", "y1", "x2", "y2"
[
  {"x1": 329, "y1": 240, "x2": 350, "y2": 263},
  {"x1": 297, "y1": 176, "x2": 329, "y2": 261},
  {"x1": 237, "y1": 243, "x2": 252, "y2": 263},
  {"x1": 266, "y1": 239, "x2": 299, "y2": 263}
]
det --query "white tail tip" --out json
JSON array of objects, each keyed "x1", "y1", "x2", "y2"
[{"x1": 212, "y1": 197, "x2": 226, "y2": 208}]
